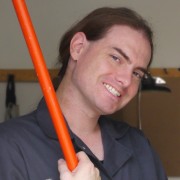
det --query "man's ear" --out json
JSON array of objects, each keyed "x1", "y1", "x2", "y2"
[{"x1": 70, "y1": 32, "x2": 87, "y2": 60}]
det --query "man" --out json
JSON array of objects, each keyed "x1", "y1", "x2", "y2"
[{"x1": 0, "y1": 7, "x2": 167, "y2": 180}]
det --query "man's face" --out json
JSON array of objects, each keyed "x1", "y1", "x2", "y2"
[{"x1": 70, "y1": 25, "x2": 151, "y2": 115}]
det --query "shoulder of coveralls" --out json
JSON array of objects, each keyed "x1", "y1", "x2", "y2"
[
  {"x1": 100, "y1": 115, "x2": 153, "y2": 153},
  {"x1": 101, "y1": 115, "x2": 147, "y2": 140},
  {"x1": 0, "y1": 111, "x2": 38, "y2": 142}
]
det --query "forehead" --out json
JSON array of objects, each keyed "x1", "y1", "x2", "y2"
[
  {"x1": 102, "y1": 25, "x2": 151, "y2": 64},
  {"x1": 104, "y1": 25, "x2": 148, "y2": 43}
]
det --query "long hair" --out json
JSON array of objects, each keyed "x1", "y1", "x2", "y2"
[{"x1": 58, "y1": 7, "x2": 153, "y2": 79}]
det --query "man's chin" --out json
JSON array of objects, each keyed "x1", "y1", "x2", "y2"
[{"x1": 100, "y1": 107, "x2": 119, "y2": 116}]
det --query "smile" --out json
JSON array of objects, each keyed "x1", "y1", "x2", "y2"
[{"x1": 103, "y1": 83, "x2": 121, "y2": 97}]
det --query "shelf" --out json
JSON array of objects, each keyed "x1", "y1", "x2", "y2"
[
  {"x1": 0, "y1": 68, "x2": 180, "y2": 82},
  {"x1": 149, "y1": 68, "x2": 180, "y2": 78},
  {"x1": 0, "y1": 69, "x2": 59, "y2": 82}
]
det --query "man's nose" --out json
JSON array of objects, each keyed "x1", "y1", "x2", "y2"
[{"x1": 116, "y1": 70, "x2": 132, "y2": 88}]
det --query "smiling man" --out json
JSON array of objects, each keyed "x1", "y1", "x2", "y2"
[
  {"x1": 56, "y1": 7, "x2": 166, "y2": 180},
  {"x1": 0, "y1": 7, "x2": 167, "y2": 180}
]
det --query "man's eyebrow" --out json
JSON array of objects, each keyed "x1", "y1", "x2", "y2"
[{"x1": 112, "y1": 47, "x2": 130, "y2": 61}]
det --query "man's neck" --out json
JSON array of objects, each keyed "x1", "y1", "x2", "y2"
[{"x1": 56, "y1": 79, "x2": 100, "y2": 135}]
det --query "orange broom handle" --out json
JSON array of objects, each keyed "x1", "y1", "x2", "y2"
[{"x1": 12, "y1": 0, "x2": 78, "y2": 171}]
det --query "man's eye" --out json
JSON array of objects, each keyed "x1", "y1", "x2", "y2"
[
  {"x1": 110, "y1": 55, "x2": 120, "y2": 62},
  {"x1": 133, "y1": 71, "x2": 144, "y2": 80}
]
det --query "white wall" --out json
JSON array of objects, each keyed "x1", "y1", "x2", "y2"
[
  {"x1": 0, "y1": 82, "x2": 42, "y2": 123},
  {"x1": 1, "y1": 0, "x2": 180, "y2": 69},
  {"x1": 0, "y1": 0, "x2": 180, "y2": 178}
]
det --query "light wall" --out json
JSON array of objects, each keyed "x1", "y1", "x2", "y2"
[
  {"x1": 1, "y1": 0, "x2": 180, "y2": 69},
  {"x1": 0, "y1": 82, "x2": 42, "y2": 123}
]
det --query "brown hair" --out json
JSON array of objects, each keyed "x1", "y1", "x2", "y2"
[{"x1": 58, "y1": 7, "x2": 153, "y2": 79}]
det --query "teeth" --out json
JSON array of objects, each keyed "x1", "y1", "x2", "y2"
[{"x1": 103, "y1": 83, "x2": 121, "y2": 97}]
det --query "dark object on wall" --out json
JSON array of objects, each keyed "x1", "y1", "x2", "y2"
[
  {"x1": 5, "y1": 74, "x2": 19, "y2": 120},
  {"x1": 5, "y1": 74, "x2": 16, "y2": 107},
  {"x1": 141, "y1": 73, "x2": 171, "y2": 92}
]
